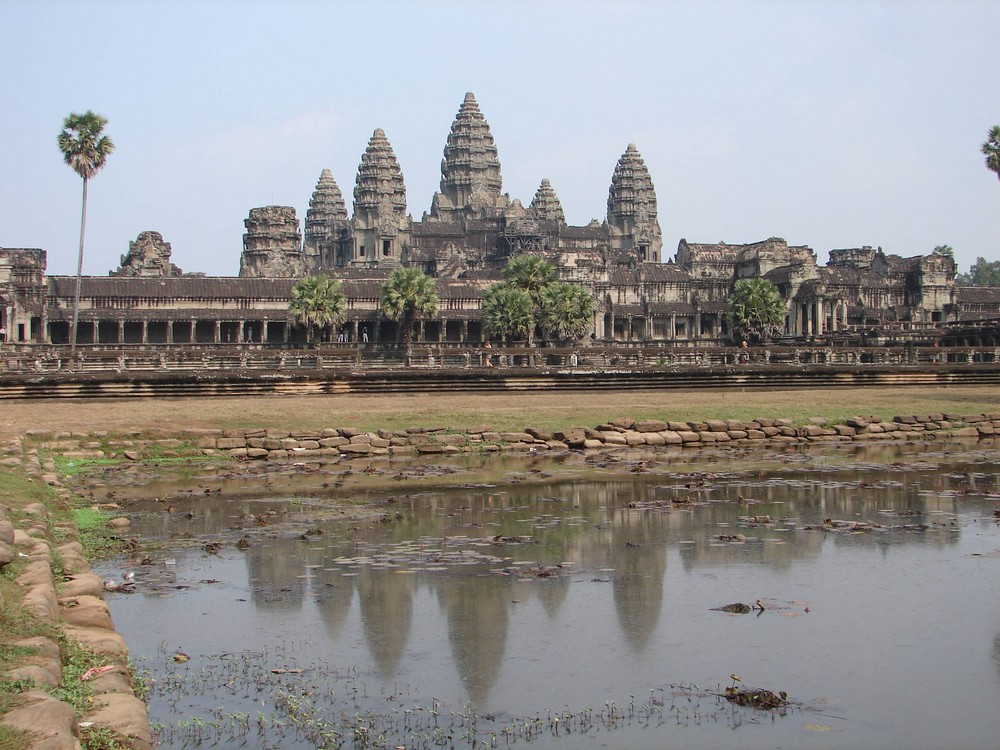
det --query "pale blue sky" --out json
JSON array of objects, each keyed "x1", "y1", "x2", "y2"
[{"x1": 2, "y1": 0, "x2": 998, "y2": 277}]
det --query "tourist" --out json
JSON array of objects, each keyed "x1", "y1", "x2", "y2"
[{"x1": 362, "y1": 328, "x2": 369, "y2": 344}]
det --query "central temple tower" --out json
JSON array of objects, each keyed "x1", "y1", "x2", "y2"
[
  {"x1": 427, "y1": 92, "x2": 508, "y2": 221},
  {"x1": 607, "y1": 143, "x2": 663, "y2": 263}
]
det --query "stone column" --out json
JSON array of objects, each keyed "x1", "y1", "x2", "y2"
[
  {"x1": 213, "y1": 321, "x2": 221, "y2": 344},
  {"x1": 461, "y1": 320, "x2": 468, "y2": 343},
  {"x1": 167, "y1": 321, "x2": 174, "y2": 344},
  {"x1": 670, "y1": 313, "x2": 676, "y2": 342},
  {"x1": 815, "y1": 301, "x2": 824, "y2": 336},
  {"x1": 117, "y1": 319, "x2": 125, "y2": 344},
  {"x1": 141, "y1": 320, "x2": 148, "y2": 344}
]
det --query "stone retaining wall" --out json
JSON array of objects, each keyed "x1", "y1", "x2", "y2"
[
  {"x1": 0, "y1": 440, "x2": 152, "y2": 750},
  {"x1": 127, "y1": 411, "x2": 1000, "y2": 460}
]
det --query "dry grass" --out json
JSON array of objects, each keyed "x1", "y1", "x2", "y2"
[{"x1": 1, "y1": 384, "x2": 996, "y2": 436}]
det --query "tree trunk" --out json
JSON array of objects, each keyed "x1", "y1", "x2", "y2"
[
  {"x1": 70, "y1": 177, "x2": 88, "y2": 354},
  {"x1": 402, "y1": 310, "x2": 414, "y2": 366}
]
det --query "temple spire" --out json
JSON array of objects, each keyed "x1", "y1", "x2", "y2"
[
  {"x1": 430, "y1": 92, "x2": 503, "y2": 219},
  {"x1": 303, "y1": 169, "x2": 348, "y2": 270},
  {"x1": 530, "y1": 178, "x2": 565, "y2": 224},
  {"x1": 353, "y1": 128, "x2": 407, "y2": 224},
  {"x1": 607, "y1": 144, "x2": 662, "y2": 263},
  {"x1": 350, "y1": 129, "x2": 410, "y2": 267}
]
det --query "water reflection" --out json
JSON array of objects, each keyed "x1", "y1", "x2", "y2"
[{"x1": 94, "y1": 444, "x2": 1000, "y2": 749}]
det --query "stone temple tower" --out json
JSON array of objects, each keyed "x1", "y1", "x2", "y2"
[
  {"x1": 427, "y1": 92, "x2": 507, "y2": 221},
  {"x1": 351, "y1": 129, "x2": 410, "y2": 267},
  {"x1": 607, "y1": 144, "x2": 662, "y2": 263},
  {"x1": 239, "y1": 206, "x2": 306, "y2": 278},
  {"x1": 529, "y1": 179, "x2": 565, "y2": 225},
  {"x1": 303, "y1": 168, "x2": 349, "y2": 270}
]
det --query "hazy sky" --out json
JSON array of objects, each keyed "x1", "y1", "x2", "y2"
[{"x1": 3, "y1": 0, "x2": 998, "y2": 277}]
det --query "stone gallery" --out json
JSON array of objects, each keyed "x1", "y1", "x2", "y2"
[{"x1": 0, "y1": 93, "x2": 994, "y2": 347}]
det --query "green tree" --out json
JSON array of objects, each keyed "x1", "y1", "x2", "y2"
[
  {"x1": 725, "y1": 278, "x2": 786, "y2": 345},
  {"x1": 957, "y1": 256, "x2": 1000, "y2": 286},
  {"x1": 502, "y1": 255, "x2": 557, "y2": 345},
  {"x1": 379, "y1": 267, "x2": 439, "y2": 360},
  {"x1": 503, "y1": 255, "x2": 556, "y2": 306},
  {"x1": 481, "y1": 284, "x2": 534, "y2": 345},
  {"x1": 933, "y1": 245, "x2": 954, "y2": 259},
  {"x1": 58, "y1": 111, "x2": 114, "y2": 352},
  {"x1": 538, "y1": 282, "x2": 596, "y2": 343},
  {"x1": 288, "y1": 275, "x2": 346, "y2": 343},
  {"x1": 983, "y1": 125, "x2": 1000, "y2": 182}
]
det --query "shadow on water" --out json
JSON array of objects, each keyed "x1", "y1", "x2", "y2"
[{"x1": 85, "y1": 441, "x2": 1000, "y2": 750}]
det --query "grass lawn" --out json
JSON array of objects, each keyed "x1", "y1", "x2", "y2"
[{"x1": 0, "y1": 384, "x2": 996, "y2": 436}]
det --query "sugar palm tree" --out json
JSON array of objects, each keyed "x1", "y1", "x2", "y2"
[
  {"x1": 288, "y1": 275, "x2": 346, "y2": 343},
  {"x1": 503, "y1": 254, "x2": 555, "y2": 306},
  {"x1": 379, "y1": 267, "x2": 439, "y2": 362},
  {"x1": 725, "y1": 278, "x2": 786, "y2": 345},
  {"x1": 983, "y1": 125, "x2": 1000, "y2": 182},
  {"x1": 482, "y1": 284, "x2": 534, "y2": 345},
  {"x1": 538, "y1": 282, "x2": 596, "y2": 343},
  {"x1": 58, "y1": 111, "x2": 114, "y2": 351}
]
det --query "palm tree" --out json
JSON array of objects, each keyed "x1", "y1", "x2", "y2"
[
  {"x1": 379, "y1": 267, "x2": 439, "y2": 362},
  {"x1": 503, "y1": 254, "x2": 555, "y2": 306},
  {"x1": 481, "y1": 284, "x2": 534, "y2": 345},
  {"x1": 725, "y1": 278, "x2": 786, "y2": 345},
  {"x1": 983, "y1": 126, "x2": 1000, "y2": 182},
  {"x1": 288, "y1": 275, "x2": 346, "y2": 344},
  {"x1": 538, "y1": 282, "x2": 595, "y2": 343},
  {"x1": 58, "y1": 111, "x2": 114, "y2": 352}
]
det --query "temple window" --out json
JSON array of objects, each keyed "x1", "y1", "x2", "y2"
[
  {"x1": 383, "y1": 240, "x2": 392, "y2": 256},
  {"x1": 359, "y1": 245, "x2": 366, "y2": 257}
]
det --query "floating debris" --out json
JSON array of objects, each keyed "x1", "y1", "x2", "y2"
[{"x1": 723, "y1": 685, "x2": 788, "y2": 709}]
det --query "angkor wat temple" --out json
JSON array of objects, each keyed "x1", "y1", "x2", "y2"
[{"x1": 1, "y1": 92, "x2": 997, "y2": 347}]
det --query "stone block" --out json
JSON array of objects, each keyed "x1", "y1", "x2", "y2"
[
  {"x1": 500, "y1": 432, "x2": 534, "y2": 444},
  {"x1": 526, "y1": 427, "x2": 554, "y2": 441},
  {"x1": 216, "y1": 437, "x2": 246, "y2": 450},
  {"x1": 833, "y1": 425, "x2": 856, "y2": 436},
  {"x1": 952, "y1": 427, "x2": 980, "y2": 437},
  {"x1": 635, "y1": 419, "x2": 668, "y2": 432},
  {"x1": 583, "y1": 439, "x2": 605, "y2": 449},
  {"x1": 623, "y1": 431, "x2": 647, "y2": 446},
  {"x1": 246, "y1": 448, "x2": 268, "y2": 459},
  {"x1": 677, "y1": 431, "x2": 700, "y2": 443}
]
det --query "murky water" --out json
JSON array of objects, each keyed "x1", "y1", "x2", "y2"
[{"x1": 91, "y1": 442, "x2": 1000, "y2": 749}]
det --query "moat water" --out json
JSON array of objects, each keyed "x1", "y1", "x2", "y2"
[{"x1": 89, "y1": 442, "x2": 1000, "y2": 750}]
